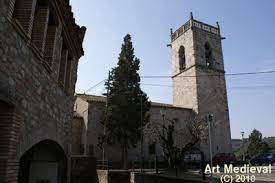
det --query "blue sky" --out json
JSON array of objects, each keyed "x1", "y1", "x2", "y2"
[{"x1": 70, "y1": 0, "x2": 275, "y2": 139}]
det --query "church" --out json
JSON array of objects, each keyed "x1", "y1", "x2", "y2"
[{"x1": 72, "y1": 14, "x2": 232, "y2": 165}]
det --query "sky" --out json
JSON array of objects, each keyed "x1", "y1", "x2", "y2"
[{"x1": 70, "y1": 0, "x2": 275, "y2": 139}]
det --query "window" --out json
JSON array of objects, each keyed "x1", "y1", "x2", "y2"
[
  {"x1": 64, "y1": 57, "x2": 72, "y2": 95},
  {"x1": 205, "y1": 42, "x2": 213, "y2": 68},
  {"x1": 44, "y1": 13, "x2": 58, "y2": 69},
  {"x1": 58, "y1": 40, "x2": 73, "y2": 95},
  {"x1": 31, "y1": 0, "x2": 50, "y2": 54},
  {"x1": 13, "y1": 0, "x2": 37, "y2": 36},
  {"x1": 58, "y1": 42, "x2": 68, "y2": 88},
  {"x1": 178, "y1": 46, "x2": 186, "y2": 71}
]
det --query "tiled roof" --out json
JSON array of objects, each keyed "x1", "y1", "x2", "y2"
[{"x1": 76, "y1": 94, "x2": 192, "y2": 110}]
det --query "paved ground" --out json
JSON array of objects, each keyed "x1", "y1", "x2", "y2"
[
  {"x1": 211, "y1": 166, "x2": 275, "y2": 183},
  {"x1": 107, "y1": 166, "x2": 275, "y2": 182},
  {"x1": 159, "y1": 166, "x2": 275, "y2": 183}
]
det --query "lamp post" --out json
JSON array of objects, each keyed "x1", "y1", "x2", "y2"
[
  {"x1": 140, "y1": 94, "x2": 144, "y2": 172},
  {"x1": 102, "y1": 71, "x2": 111, "y2": 169},
  {"x1": 160, "y1": 110, "x2": 165, "y2": 161},
  {"x1": 160, "y1": 110, "x2": 165, "y2": 142},
  {"x1": 207, "y1": 113, "x2": 214, "y2": 179},
  {"x1": 241, "y1": 132, "x2": 245, "y2": 161}
]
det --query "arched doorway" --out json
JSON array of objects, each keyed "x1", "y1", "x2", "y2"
[{"x1": 18, "y1": 140, "x2": 67, "y2": 183}]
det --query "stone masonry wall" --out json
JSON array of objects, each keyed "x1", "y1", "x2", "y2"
[
  {"x1": 195, "y1": 68, "x2": 232, "y2": 158},
  {"x1": 171, "y1": 20, "x2": 232, "y2": 160},
  {"x1": 171, "y1": 28, "x2": 199, "y2": 111},
  {"x1": 83, "y1": 99, "x2": 193, "y2": 163},
  {"x1": 72, "y1": 116, "x2": 84, "y2": 155},
  {"x1": 0, "y1": 0, "x2": 82, "y2": 181},
  {"x1": 192, "y1": 27, "x2": 232, "y2": 157}
]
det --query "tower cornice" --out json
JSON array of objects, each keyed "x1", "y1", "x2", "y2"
[{"x1": 171, "y1": 19, "x2": 220, "y2": 43}]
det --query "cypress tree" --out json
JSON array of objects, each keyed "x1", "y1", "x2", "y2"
[{"x1": 101, "y1": 34, "x2": 150, "y2": 168}]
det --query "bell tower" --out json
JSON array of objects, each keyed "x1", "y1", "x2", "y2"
[{"x1": 171, "y1": 13, "x2": 232, "y2": 158}]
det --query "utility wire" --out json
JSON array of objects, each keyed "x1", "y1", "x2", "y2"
[
  {"x1": 141, "y1": 83, "x2": 172, "y2": 87},
  {"x1": 84, "y1": 79, "x2": 106, "y2": 93},
  {"x1": 140, "y1": 70, "x2": 275, "y2": 78},
  {"x1": 141, "y1": 83, "x2": 275, "y2": 90},
  {"x1": 83, "y1": 70, "x2": 275, "y2": 93}
]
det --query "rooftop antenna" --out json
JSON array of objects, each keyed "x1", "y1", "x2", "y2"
[
  {"x1": 216, "y1": 21, "x2": 220, "y2": 29},
  {"x1": 190, "y1": 12, "x2": 194, "y2": 20}
]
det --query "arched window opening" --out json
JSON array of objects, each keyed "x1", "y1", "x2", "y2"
[
  {"x1": 178, "y1": 46, "x2": 186, "y2": 71},
  {"x1": 205, "y1": 42, "x2": 213, "y2": 68}
]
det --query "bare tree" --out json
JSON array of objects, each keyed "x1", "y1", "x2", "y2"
[{"x1": 143, "y1": 114, "x2": 207, "y2": 168}]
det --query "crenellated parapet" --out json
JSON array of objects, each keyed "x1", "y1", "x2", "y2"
[{"x1": 171, "y1": 13, "x2": 220, "y2": 42}]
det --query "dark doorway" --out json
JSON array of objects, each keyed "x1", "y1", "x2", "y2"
[{"x1": 18, "y1": 140, "x2": 67, "y2": 183}]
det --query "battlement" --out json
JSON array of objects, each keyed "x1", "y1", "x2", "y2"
[{"x1": 171, "y1": 13, "x2": 220, "y2": 42}]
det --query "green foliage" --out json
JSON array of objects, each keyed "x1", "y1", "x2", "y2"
[
  {"x1": 263, "y1": 137, "x2": 275, "y2": 151},
  {"x1": 99, "y1": 34, "x2": 151, "y2": 166},
  {"x1": 234, "y1": 148, "x2": 242, "y2": 160},
  {"x1": 247, "y1": 129, "x2": 270, "y2": 157}
]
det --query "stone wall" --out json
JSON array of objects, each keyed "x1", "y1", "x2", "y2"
[
  {"x1": 96, "y1": 170, "x2": 108, "y2": 183},
  {"x1": 87, "y1": 101, "x2": 106, "y2": 158},
  {"x1": 171, "y1": 18, "x2": 232, "y2": 159},
  {"x1": 0, "y1": 2, "x2": 73, "y2": 156},
  {"x1": 0, "y1": 0, "x2": 85, "y2": 181},
  {"x1": 72, "y1": 116, "x2": 84, "y2": 155},
  {"x1": 171, "y1": 25, "x2": 195, "y2": 77},
  {"x1": 94, "y1": 170, "x2": 208, "y2": 183},
  {"x1": 192, "y1": 24, "x2": 232, "y2": 157},
  {"x1": 130, "y1": 172, "x2": 206, "y2": 183},
  {"x1": 195, "y1": 68, "x2": 232, "y2": 157},
  {"x1": 75, "y1": 95, "x2": 193, "y2": 164},
  {"x1": 74, "y1": 97, "x2": 89, "y2": 154}
]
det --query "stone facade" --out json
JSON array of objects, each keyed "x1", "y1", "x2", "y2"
[
  {"x1": 72, "y1": 114, "x2": 84, "y2": 155},
  {"x1": 74, "y1": 94, "x2": 194, "y2": 164},
  {"x1": 0, "y1": 0, "x2": 85, "y2": 182},
  {"x1": 72, "y1": 15, "x2": 232, "y2": 164},
  {"x1": 171, "y1": 14, "x2": 232, "y2": 158}
]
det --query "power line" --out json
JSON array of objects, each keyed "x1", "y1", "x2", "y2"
[
  {"x1": 84, "y1": 79, "x2": 106, "y2": 93},
  {"x1": 140, "y1": 70, "x2": 275, "y2": 78},
  {"x1": 141, "y1": 83, "x2": 275, "y2": 90},
  {"x1": 142, "y1": 83, "x2": 172, "y2": 87},
  {"x1": 230, "y1": 85, "x2": 275, "y2": 90},
  {"x1": 82, "y1": 70, "x2": 275, "y2": 93}
]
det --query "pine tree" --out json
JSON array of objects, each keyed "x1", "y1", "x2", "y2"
[{"x1": 101, "y1": 34, "x2": 150, "y2": 168}]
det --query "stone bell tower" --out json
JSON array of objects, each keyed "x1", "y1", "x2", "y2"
[{"x1": 171, "y1": 13, "x2": 232, "y2": 159}]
